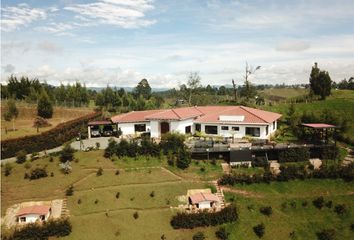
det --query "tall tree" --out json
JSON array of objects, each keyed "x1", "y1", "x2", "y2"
[
  {"x1": 243, "y1": 62, "x2": 261, "y2": 101},
  {"x1": 309, "y1": 63, "x2": 332, "y2": 100},
  {"x1": 3, "y1": 99, "x2": 19, "y2": 131},
  {"x1": 37, "y1": 89, "x2": 53, "y2": 118},
  {"x1": 134, "y1": 79, "x2": 152, "y2": 99},
  {"x1": 187, "y1": 72, "x2": 201, "y2": 106}
]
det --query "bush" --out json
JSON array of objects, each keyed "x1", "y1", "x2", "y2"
[
  {"x1": 115, "y1": 170, "x2": 120, "y2": 175},
  {"x1": 316, "y1": 228, "x2": 335, "y2": 240},
  {"x1": 215, "y1": 227, "x2": 229, "y2": 240},
  {"x1": 16, "y1": 150, "x2": 27, "y2": 164},
  {"x1": 278, "y1": 147, "x2": 310, "y2": 163},
  {"x1": 259, "y1": 206, "x2": 272, "y2": 216},
  {"x1": 176, "y1": 148, "x2": 191, "y2": 169},
  {"x1": 29, "y1": 167, "x2": 48, "y2": 180},
  {"x1": 97, "y1": 167, "x2": 103, "y2": 176},
  {"x1": 334, "y1": 204, "x2": 347, "y2": 215},
  {"x1": 95, "y1": 199, "x2": 99, "y2": 204},
  {"x1": 193, "y1": 231, "x2": 206, "y2": 240},
  {"x1": 5, "y1": 218, "x2": 72, "y2": 239},
  {"x1": 1, "y1": 111, "x2": 101, "y2": 158},
  {"x1": 4, "y1": 163, "x2": 12, "y2": 176},
  {"x1": 325, "y1": 200, "x2": 332, "y2": 208},
  {"x1": 77, "y1": 199, "x2": 82, "y2": 204},
  {"x1": 66, "y1": 185, "x2": 74, "y2": 196},
  {"x1": 150, "y1": 191, "x2": 155, "y2": 198},
  {"x1": 116, "y1": 192, "x2": 120, "y2": 199},
  {"x1": 313, "y1": 197, "x2": 325, "y2": 209},
  {"x1": 60, "y1": 144, "x2": 75, "y2": 163},
  {"x1": 133, "y1": 211, "x2": 139, "y2": 219},
  {"x1": 253, "y1": 223, "x2": 265, "y2": 238},
  {"x1": 170, "y1": 205, "x2": 238, "y2": 229},
  {"x1": 160, "y1": 132, "x2": 185, "y2": 154}
]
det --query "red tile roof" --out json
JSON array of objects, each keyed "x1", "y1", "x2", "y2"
[
  {"x1": 302, "y1": 123, "x2": 336, "y2": 129},
  {"x1": 16, "y1": 205, "x2": 51, "y2": 216},
  {"x1": 111, "y1": 106, "x2": 281, "y2": 124},
  {"x1": 88, "y1": 120, "x2": 112, "y2": 126},
  {"x1": 189, "y1": 192, "x2": 219, "y2": 204}
]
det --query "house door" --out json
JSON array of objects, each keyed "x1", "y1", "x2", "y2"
[{"x1": 160, "y1": 122, "x2": 170, "y2": 134}]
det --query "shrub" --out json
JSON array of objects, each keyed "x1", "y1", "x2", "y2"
[
  {"x1": 316, "y1": 228, "x2": 335, "y2": 240},
  {"x1": 24, "y1": 161, "x2": 32, "y2": 169},
  {"x1": 115, "y1": 170, "x2": 120, "y2": 175},
  {"x1": 150, "y1": 191, "x2": 155, "y2": 198},
  {"x1": 116, "y1": 192, "x2": 120, "y2": 199},
  {"x1": 193, "y1": 231, "x2": 206, "y2": 240},
  {"x1": 170, "y1": 205, "x2": 238, "y2": 229},
  {"x1": 159, "y1": 132, "x2": 185, "y2": 154},
  {"x1": 253, "y1": 223, "x2": 265, "y2": 238},
  {"x1": 66, "y1": 185, "x2": 74, "y2": 196},
  {"x1": 302, "y1": 201, "x2": 308, "y2": 207},
  {"x1": 97, "y1": 167, "x2": 103, "y2": 176},
  {"x1": 1, "y1": 111, "x2": 101, "y2": 158},
  {"x1": 95, "y1": 199, "x2": 99, "y2": 204},
  {"x1": 16, "y1": 150, "x2": 27, "y2": 164},
  {"x1": 278, "y1": 147, "x2": 310, "y2": 163},
  {"x1": 313, "y1": 197, "x2": 325, "y2": 209},
  {"x1": 200, "y1": 166, "x2": 206, "y2": 172},
  {"x1": 176, "y1": 148, "x2": 191, "y2": 169},
  {"x1": 5, "y1": 218, "x2": 72, "y2": 239},
  {"x1": 29, "y1": 167, "x2": 48, "y2": 180},
  {"x1": 325, "y1": 200, "x2": 333, "y2": 208},
  {"x1": 60, "y1": 144, "x2": 75, "y2": 163},
  {"x1": 167, "y1": 157, "x2": 175, "y2": 166},
  {"x1": 133, "y1": 211, "x2": 139, "y2": 219},
  {"x1": 4, "y1": 163, "x2": 12, "y2": 176},
  {"x1": 95, "y1": 142, "x2": 100, "y2": 149},
  {"x1": 77, "y1": 199, "x2": 82, "y2": 204},
  {"x1": 351, "y1": 223, "x2": 354, "y2": 232},
  {"x1": 215, "y1": 227, "x2": 229, "y2": 240},
  {"x1": 30, "y1": 152, "x2": 39, "y2": 161},
  {"x1": 59, "y1": 161, "x2": 72, "y2": 174},
  {"x1": 334, "y1": 204, "x2": 347, "y2": 215},
  {"x1": 259, "y1": 206, "x2": 272, "y2": 216},
  {"x1": 24, "y1": 172, "x2": 29, "y2": 179}
]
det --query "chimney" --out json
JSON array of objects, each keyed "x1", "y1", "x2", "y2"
[{"x1": 314, "y1": 62, "x2": 318, "y2": 68}]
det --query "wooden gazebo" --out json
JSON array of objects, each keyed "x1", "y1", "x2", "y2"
[{"x1": 301, "y1": 123, "x2": 337, "y2": 144}]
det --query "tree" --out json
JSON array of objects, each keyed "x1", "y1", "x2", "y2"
[
  {"x1": 176, "y1": 148, "x2": 191, "y2": 169},
  {"x1": 16, "y1": 150, "x2": 27, "y2": 164},
  {"x1": 60, "y1": 144, "x2": 75, "y2": 163},
  {"x1": 134, "y1": 79, "x2": 151, "y2": 99},
  {"x1": 33, "y1": 116, "x2": 51, "y2": 133},
  {"x1": 241, "y1": 62, "x2": 261, "y2": 101},
  {"x1": 215, "y1": 227, "x2": 229, "y2": 240},
  {"x1": 309, "y1": 63, "x2": 332, "y2": 100},
  {"x1": 193, "y1": 232, "x2": 206, "y2": 240},
  {"x1": 187, "y1": 72, "x2": 202, "y2": 106},
  {"x1": 37, "y1": 89, "x2": 53, "y2": 118},
  {"x1": 253, "y1": 223, "x2": 265, "y2": 238},
  {"x1": 3, "y1": 99, "x2": 19, "y2": 131}
]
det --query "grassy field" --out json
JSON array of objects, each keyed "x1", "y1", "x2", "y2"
[
  {"x1": 1, "y1": 101, "x2": 93, "y2": 140},
  {"x1": 2, "y1": 150, "x2": 353, "y2": 239},
  {"x1": 259, "y1": 87, "x2": 308, "y2": 100}
]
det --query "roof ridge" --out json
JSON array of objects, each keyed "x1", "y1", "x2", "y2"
[
  {"x1": 239, "y1": 106, "x2": 267, "y2": 123},
  {"x1": 171, "y1": 108, "x2": 182, "y2": 119}
]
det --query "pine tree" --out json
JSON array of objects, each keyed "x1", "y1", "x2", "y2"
[
  {"x1": 3, "y1": 99, "x2": 19, "y2": 131},
  {"x1": 309, "y1": 63, "x2": 332, "y2": 100},
  {"x1": 37, "y1": 89, "x2": 53, "y2": 118}
]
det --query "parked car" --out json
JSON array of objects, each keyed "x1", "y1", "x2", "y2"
[
  {"x1": 90, "y1": 127, "x2": 101, "y2": 137},
  {"x1": 103, "y1": 125, "x2": 113, "y2": 136}
]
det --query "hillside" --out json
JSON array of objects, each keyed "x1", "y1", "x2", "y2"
[{"x1": 1, "y1": 101, "x2": 93, "y2": 140}]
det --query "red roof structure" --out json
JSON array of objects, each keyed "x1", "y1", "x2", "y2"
[
  {"x1": 189, "y1": 192, "x2": 219, "y2": 204},
  {"x1": 111, "y1": 106, "x2": 281, "y2": 124},
  {"x1": 88, "y1": 120, "x2": 112, "y2": 126},
  {"x1": 302, "y1": 123, "x2": 336, "y2": 129},
  {"x1": 16, "y1": 205, "x2": 51, "y2": 216}
]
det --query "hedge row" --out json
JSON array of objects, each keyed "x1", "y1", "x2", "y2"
[
  {"x1": 278, "y1": 147, "x2": 310, "y2": 162},
  {"x1": 218, "y1": 163, "x2": 354, "y2": 185},
  {"x1": 1, "y1": 111, "x2": 101, "y2": 158},
  {"x1": 170, "y1": 205, "x2": 238, "y2": 229},
  {"x1": 2, "y1": 218, "x2": 72, "y2": 240}
]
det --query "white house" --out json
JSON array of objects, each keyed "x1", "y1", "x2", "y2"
[
  {"x1": 16, "y1": 205, "x2": 51, "y2": 224},
  {"x1": 110, "y1": 106, "x2": 281, "y2": 139},
  {"x1": 189, "y1": 192, "x2": 220, "y2": 209}
]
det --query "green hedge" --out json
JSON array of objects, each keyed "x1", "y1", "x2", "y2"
[
  {"x1": 278, "y1": 147, "x2": 310, "y2": 162},
  {"x1": 2, "y1": 218, "x2": 72, "y2": 240},
  {"x1": 1, "y1": 111, "x2": 101, "y2": 158},
  {"x1": 170, "y1": 205, "x2": 238, "y2": 229}
]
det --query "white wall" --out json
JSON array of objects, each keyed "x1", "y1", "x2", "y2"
[
  {"x1": 117, "y1": 122, "x2": 150, "y2": 135},
  {"x1": 150, "y1": 120, "x2": 159, "y2": 138},
  {"x1": 170, "y1": 118, "x2": 194, "y2": 135},
  {"x1": 198, "y1": 201, "x2": 212, "y2": 209},
  {"x1": 18, "y1": 214, "x2": 44, "y2": 223}
]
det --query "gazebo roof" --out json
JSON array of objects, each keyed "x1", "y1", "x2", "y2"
[{"x1": 302, "y1": 123, "x2": 336, "y2": 129}]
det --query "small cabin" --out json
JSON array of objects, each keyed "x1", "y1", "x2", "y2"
[
  {"x1": 189, "y1": 192, "x2": 219, "y2": 209},
  {"x1": 16, "y1": 205, "x2": 51, "y2": 224}
]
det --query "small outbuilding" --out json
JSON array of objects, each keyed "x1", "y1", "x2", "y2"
[
  {"x1": 16, "y1": 205, "x2": 51, "y2": 224},
  {"x1": 189, "y1": 192, "x2": 219, "y2": 209},
  {"x1": 229, "y1": 149, "x2": 253, "y2": 167}
]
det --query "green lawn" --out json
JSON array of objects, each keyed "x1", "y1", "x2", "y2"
[{"x1": 260, "y1": 87, "x2": 308, "y2": 99}]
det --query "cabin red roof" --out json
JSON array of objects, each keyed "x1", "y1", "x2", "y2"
[
  {"x1": 16, "y1": 205, "x2": 51, "y2": 216},
  {"x1": 189, "y1": 192, "x2": 219, "y2": 204},
  {"x1": 111, "y1": 106, "x2": 281, "y2": 124}
]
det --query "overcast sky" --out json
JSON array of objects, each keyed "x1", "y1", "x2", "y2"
[{"x1": 1, "y1": 0, "x2": 354, "y2": 88}]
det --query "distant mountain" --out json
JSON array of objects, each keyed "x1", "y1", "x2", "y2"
[{"x1": 87, "y1": 87, "x2": 170, "y2": 92}]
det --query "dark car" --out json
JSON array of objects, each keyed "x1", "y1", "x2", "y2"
[{"x1": 103, "y1": 125, "x2": 113, "y2": 136}]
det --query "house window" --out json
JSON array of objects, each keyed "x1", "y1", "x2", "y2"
[
  {"x1": 195, "y1": 123, "x2": 201, "y2": 132},
  {"x1": 185, "y1": 125, "x2": 191, "y2": 134},
  {"x1": 205, "y1": 125, "x2": 218, "y2": 135},
  {"x1": 266, "y1": 126, "x2": 269, "y2": 135},
  {"x1": 40, "y1": 215, "x2": 45, "y2": 221},
  {"x1": 20, "y1": 217, "x2": 26, "y2": 222},
  {"x1": 134, "y1": 124, "x2": 146, "y2": 132},
  {"x1": 246, "y1": 127, "x2": 260, "y2": 137},
  {"x1": 231, "y1": 126, "x2": 239, "y2": 131},
  {"x1": 273, "y1": 121, "x2": 276, "y2": 130},
  {"x1": 221, "y1": 126, "x2": 229, "y2": 131}
]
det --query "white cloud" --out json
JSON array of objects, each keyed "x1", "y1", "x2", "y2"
[
  {"x1": 1, "y1": 3, "x2": 47, "y2": 32},
  {"x1": 37, "y1": 41, "x2": 63, "y2": 53},
  {"x1": 35, "y1": 22, "x2": 75, "y2": 36},
  {"x1": 2, "y1": 64, "x2": 15, "y2": 73},
  {"x1": 64, "y1": 0, "x2": 156, "y2": 29}
]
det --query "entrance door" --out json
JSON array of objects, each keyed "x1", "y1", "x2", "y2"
[{"x1": 160, "y1": 122, "x2": 170, "y2": 134}]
